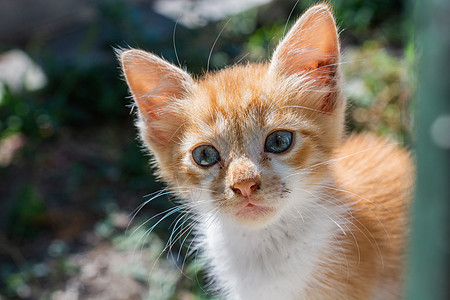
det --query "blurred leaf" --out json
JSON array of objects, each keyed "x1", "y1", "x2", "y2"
[{"x1": 7, "y1": 185, "x2": 46, "y2": 239}]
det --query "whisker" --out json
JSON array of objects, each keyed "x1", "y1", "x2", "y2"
[
  {"x1": 233, "y1": 52, "x2": 250, "y2": 66},
  {"x1": 283, "y1": 0, "x2": 300, "y2": 37},
  {"x1": 292, "y1": 186, "x2": 361, "y2": 265},
  {"x1": 127, "y1": 188, "x2": 175, "y2": 232},
  {"x1": 290, "y1": 200, "x2": 351, "y2": 277},
  {"x1": 302, "y1": 186, "x2": 383, "y2": 268},
  {"x1": 182, "y1": 208, "x2": 221, "y2": 269},
  {"x1": 207, "y1": 18, "x2": 231, "y2": 73},
  {"x1": 298, "y1": 188, "x2": 347, "y2": 236},
  {"x1": 137, "y1": 202, "x2": 212, "y2": 269},
  {"x1": 134, "y1": 205, "x2": 184, "y2": 246},
  {"x1": 279, "y1": 105, "x2": 331, "y2": 115},
  {"x1": 285, "y1": 143, "x2": 399, "y2": 181},
  {"x1": 173, "y1": 15, "x2": 182, "y2": 67}
]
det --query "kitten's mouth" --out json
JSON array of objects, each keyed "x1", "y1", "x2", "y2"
[{"x1": 235, "y1": 199, "x2": 273, "y2": 219}]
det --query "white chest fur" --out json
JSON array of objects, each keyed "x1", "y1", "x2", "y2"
[{"x1": 198, "y1": 200, "x2": 348, "y2": 300}]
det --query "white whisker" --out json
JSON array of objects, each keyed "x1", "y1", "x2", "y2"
[
  {"x1": 173, "y1": 15, "x2": 182, "y2": 67},
  {"x1": 207, "y1": 18, "x2": 231, "y2": 73}
]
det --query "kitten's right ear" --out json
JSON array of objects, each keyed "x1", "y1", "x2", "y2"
[
  {"x1": 119, "y1": 49, "x2": 193, "y2": 148},
  {"x1": 269, "y1": 5, "x2": 340, "y2": 112},
  {"x1": 270, "y1": 4, "x2": 339, "y2": 80}
]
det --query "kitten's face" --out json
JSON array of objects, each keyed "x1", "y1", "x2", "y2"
[
  {"x1": 119, "y1": 5, "x2": 344, "y2": 228},
  {"x1": 171, "y1": 66, "x2": 337, "y2": 227}
]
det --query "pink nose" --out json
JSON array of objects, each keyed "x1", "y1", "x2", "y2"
[{"x1": 231, "y1": 181, "x2": 260, "y2": 198}]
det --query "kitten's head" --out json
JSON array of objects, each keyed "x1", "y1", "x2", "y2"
[{"x1": 119, "y1": 4, "x2": 345, "y2": 227}]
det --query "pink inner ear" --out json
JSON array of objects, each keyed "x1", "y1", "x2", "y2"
[
  {"x1": 120, "y1": 49, "x2": 193, "y2": 121},
  {"x1": 134, "y1": 80, "x2": 183, "y2": 120},
  {"x1": 272, "y1": 5, "x2": 339, "y2": 81}
]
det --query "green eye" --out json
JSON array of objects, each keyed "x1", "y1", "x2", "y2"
[
  {"x1": 264, "y1": 130, "x2": 293, "y2": 154},
  {"x1": 192, "y1": 145, "x2": 221, "y2": 167}
]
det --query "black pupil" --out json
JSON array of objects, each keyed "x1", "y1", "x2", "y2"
[
  {"x1": 265, "y1": 130, "x2": 292, "y2": 153},
  {"x1": 193, "y1": 145, "x2": 220, "y2": 167}
]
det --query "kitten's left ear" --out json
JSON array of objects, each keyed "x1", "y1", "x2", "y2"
[{"x1": 270, "y1": 4, "x2": 340, "y2": 94}]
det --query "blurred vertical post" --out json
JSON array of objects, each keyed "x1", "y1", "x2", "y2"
[{"x1": 406, "y1": 0, "x2": 450, "y2": 299}]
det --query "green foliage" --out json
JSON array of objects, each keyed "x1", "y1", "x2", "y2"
[
  {"x1": 343, "y1": 41, "x2": 414, "y2": 143},
  {"x1": 6, "y1": 185, "x2": 47, "y2": 239},
  {"x1": 246, "y1": 24, "x2": 283, "y2": 61},
  {"x1": 293, "y1": 0, "x2": 408, "y2": 46},
  {"x1": 0, "y1": 86, "x2": 51, "y2": 140}
]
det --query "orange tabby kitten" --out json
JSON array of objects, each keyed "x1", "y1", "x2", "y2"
[{"x1": 119, "y1": 4, "x2": 413, "y2": 299}]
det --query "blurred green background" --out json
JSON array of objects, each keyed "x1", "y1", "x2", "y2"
[{"x1": 0, "y1": 0, "x2": 414, "y2": 299}]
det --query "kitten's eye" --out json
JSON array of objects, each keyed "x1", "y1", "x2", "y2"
[
  {"x1": 192, "y1": 145, "x2": 221, "y2": 167},
  {"x1": 264, "y1": 130, "x2": 293, "y2": 154}
]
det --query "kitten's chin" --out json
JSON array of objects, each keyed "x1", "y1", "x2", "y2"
[{"x1": 233, "y1": 203, "x2": 278, "y2": 228}]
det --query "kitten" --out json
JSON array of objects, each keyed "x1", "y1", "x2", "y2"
[{"x1": 119, "y1": 4, "x2": 414, "y2": 300}]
